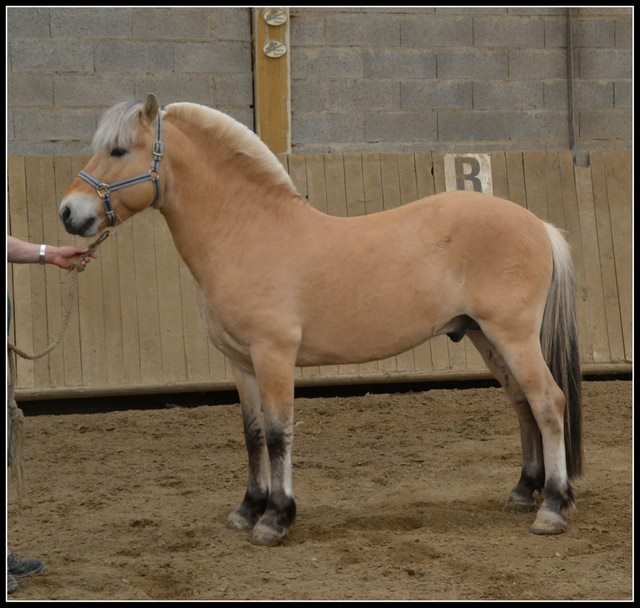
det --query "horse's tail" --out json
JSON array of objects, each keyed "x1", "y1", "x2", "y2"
[{"x1": 540, "y1": 222, "x2": 583, "y2": 479}]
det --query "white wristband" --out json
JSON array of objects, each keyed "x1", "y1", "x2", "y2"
[{"x1": 38, "y1": 244, "x2": 47, "y2": 265}]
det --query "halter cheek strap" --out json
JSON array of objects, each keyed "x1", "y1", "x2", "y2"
[{"x1": 78, "y1": 110, "x2": 164, "y2": 227}]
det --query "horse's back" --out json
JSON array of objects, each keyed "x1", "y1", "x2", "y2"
[
  {"x1": 339, "y1": 189, "x2": 551, "y2": 270},
  {"x1": 409, "y1": 190, "x2": 543, "y2": 229},
  {"x1": 292, "y1": 189, "x2": 553, "y2": 365}
]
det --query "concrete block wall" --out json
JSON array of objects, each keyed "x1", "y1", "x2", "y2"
[
  {"x1": 7, "y1": 7, "x2": 253, "y2": 155},
  {"x1": 289, "y1": 7, "x2": 632, "y2": 153},
  {"x1": 7, "y1": 7, "x2": 631, "y2": 156}
]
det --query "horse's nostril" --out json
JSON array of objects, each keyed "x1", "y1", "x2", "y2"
[{"x1": 61, "y1": 205, "x2": 71, "y2": 222}]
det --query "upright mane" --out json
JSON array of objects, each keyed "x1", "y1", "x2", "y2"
[
  {"x1": 166, "y1": 102, "x2": 296, "y2": 190},
  {"x1": 92, "y1": 99, "x2": 296, "y2": 192}
]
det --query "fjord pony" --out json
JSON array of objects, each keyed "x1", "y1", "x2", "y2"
[{"x1": 59, "y1": 94, "x2": 582, "y2": 546}]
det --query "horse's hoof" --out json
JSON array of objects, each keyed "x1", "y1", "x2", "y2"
[
  {"x1": 226, "y1": 510, "x2": 254, "y2": 531},
  {"x1": 530, "y1": 508, "x2": 568, "y2": 535},
  {"x1": 250, "y1": 522, "x2": 287, "y2": 547}
]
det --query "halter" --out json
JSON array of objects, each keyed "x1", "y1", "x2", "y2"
[{"x1": 78, "y1": 110, "x2": 164, "y2": 227}]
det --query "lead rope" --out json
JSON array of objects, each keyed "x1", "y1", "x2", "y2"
[{"x1": 7, "y1": 229, "x2": 112, "y2": 499}]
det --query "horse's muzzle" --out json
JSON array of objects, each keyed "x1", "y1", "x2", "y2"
[{"x1": 59, "y1": 202, "x2": 100, "y2": 237}]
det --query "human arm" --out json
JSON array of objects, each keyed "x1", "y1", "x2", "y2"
[{"x1": 7, "y1": 236, "x2": 95, "y2": 270}]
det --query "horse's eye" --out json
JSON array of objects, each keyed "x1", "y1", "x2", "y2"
[{"x1": 110, "y1": 148, "x2": 127, "y2": 158}]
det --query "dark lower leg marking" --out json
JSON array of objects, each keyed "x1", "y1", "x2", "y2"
[
  {"x1": 542, "y1": 476, "x2": 575, "y2": 513},
  {"x1": 259, "y1": 494, "x2": 297, "y2": 533},
  {"x1": 263, "y1": 425, "x2": 296, "y2": 528},
  {"x1": 243, "y1": 412, "x2": 266, "y2": 478},
  {"x1": 231, "y1": 488, "x2": 269, "y2": 528},
  {"x1": 249, "y1": 423, "x2": 296, "y2": 545},
  {"x1": 514, "y1": 469, "x2": 544, "y2": 498},
  {"x1": 509, "y1": 469, "x2": 544, "y2": 510},
  {"x1": 228, "y1": 412, "x2": 269, "y2": 530}
]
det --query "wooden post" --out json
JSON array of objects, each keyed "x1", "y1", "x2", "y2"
[{"x1": 252, "y1": 7, "x2": 291, "y2": 154}]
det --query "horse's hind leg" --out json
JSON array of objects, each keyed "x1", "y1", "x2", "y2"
[
  {"x1": 467, "y1": 330, "x2": 544, "y2": 510},
  {"x1": 227, "y1": 364, "x2": 271, "y2": 531},
  {"x1": 477, "y1": 329, "x2": 573, "y2": 535}
]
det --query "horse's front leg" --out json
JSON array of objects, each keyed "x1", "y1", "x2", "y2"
[
  {"x1": 226, "y1": 364, "x2": 271, "y2": 532},
  {"x1": 248, "y1": 344, "x2": 298, "y2": 546}
]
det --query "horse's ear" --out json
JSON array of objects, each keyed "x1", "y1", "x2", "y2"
[{"x1": 142, "y1": 93, "x2": 160, "y2": 124}]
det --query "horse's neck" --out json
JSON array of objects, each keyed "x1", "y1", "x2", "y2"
[
  {"x1": 158, "y1": 117, "x2": 314, "y2": 280},
  {"x1": 159, "y1": 163, "x2": 310, "y2": 285}
]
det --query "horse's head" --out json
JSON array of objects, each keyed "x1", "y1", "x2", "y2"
[{"x1": 59, "y1": 93, "x2": 164, "y2": 237}]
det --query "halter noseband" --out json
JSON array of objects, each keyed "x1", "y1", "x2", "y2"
[{"x1": 78, "y1": 110, "x2": 164, "y2": 227}]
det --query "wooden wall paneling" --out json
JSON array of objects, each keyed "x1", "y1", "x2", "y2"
[
  {"x1": 522, "y1": 151, "x2": 550, "y2": 220},
  {"x1": 152, "y1": 214, "x2": 187, "y2": 382},
  {"x1": 361, "y1": 153, "x2": 384, "y2": 216},
  {"x1": 573, "y1": 164, "x2": 610, "y2": 363},
  {"x1": 505, "y1": 152, "x2": 526, "y2": 207},
  {"x1": 489, "y1": 152, "x2": 510, "y2": 200},
  {"x1": 97, "y1": 218, "x2": 125, "y2": 387},
  {"x1": 131, "y1": 209, "x2": 162, "y2": 383},
  {"x1": 75, "y1": 229, "x2": 108, "y2": 388},
  {"x1": 324, "y1": 154, "x2": 348, "y2": 218},
  {"x1": 599, "y1": 151, "x2": 632, "y2": 361},
  {"x1": 114, "y1": 214, "x2": 141, "y2": 384},
  {"x1": 414, "y1": 152, "x2": 436, "y2": 198},
  {"x1": 52, "y1": 157, "x2": 83, "y2": 387},
  {"x1": 344, "y1": 154, "x2": 367, "y2": 218},
  {"x1": 544, "y1": 153, "x2": 568, "y2": 231},
  {"x1": 396, "y1": 153, "x2": 418, "y2": 205},
  {"x1": 589, "y1": 152, "x2": 626, "y2": 363}
]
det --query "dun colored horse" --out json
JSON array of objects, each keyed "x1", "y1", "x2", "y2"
[{"x1": 59, "y1": 94, "x2": 582, "y2": 546}]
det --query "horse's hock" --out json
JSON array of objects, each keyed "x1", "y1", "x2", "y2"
[{"x1": 8, "y1": 150, "x2": 631, "y2": 401}]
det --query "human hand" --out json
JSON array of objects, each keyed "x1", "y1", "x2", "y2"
[{"x1": 50, "y1": 245, "x2": 96, "y2": 271}]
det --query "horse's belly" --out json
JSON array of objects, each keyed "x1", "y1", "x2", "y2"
[{"x1": 295, "y1": 316, "x2": 437, "y2": 366}]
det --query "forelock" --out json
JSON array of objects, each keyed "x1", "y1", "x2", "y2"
[{"x1": 92, "y1": 100, "x2": 144, "y2": 152}]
